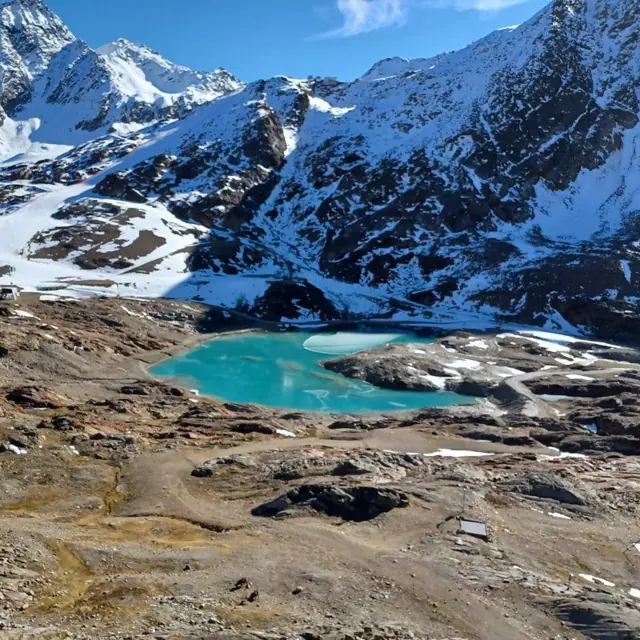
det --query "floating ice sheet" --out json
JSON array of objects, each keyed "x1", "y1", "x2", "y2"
[{"x1": 302, "y1": 332, "x2": 403, "y2": 356}]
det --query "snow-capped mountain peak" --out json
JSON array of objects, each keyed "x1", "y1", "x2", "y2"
[
  {"x1": 96, "y1": 37, "x2": 242, "y2": 102},
  {"x1": 0, "y1": 0, "x2": 74, "y2": 108},
  {"x1": 0, "y1": 2, "x2": 243, "y2": 149}
]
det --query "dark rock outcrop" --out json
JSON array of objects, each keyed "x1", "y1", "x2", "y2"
[
  {"x1": 541, "y1": 595, "x2": 640, "y2": 640},
  {"x1": 323, "y1": 349, "x2": 444, "y2": 392},
  {"x1": 252, "y1": 484, "x2": 409, "y2": 521},
  {"x1": 250, "y1": 280, "x2": 341, "y2": 322},
  {"x1": 322, "y1": 341, "x2": 520, "y2": 397},
  {"x1": 5, "y1": 386, "x2": 66, "y2": 409},
  {"x1": 526, "y1": 376, "x2": 640, "y2": 399},
  {"x1": 191, "y1": 466, "x2": 214, "y2": 478},
  {"x1": 499, "y1": 472, "x2": 588, "y2": 506}
]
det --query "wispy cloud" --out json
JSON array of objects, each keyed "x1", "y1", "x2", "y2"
[
  {"x1": 320, "y1": 0, "x2": 532, "y2": 38},
  {"x1": 321, "y1": 0, "x2": 409, "y2": 37}
]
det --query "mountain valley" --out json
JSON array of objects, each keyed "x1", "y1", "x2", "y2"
[{"x1": 1, "y1": 2, "x2": 640, "y2": 638}]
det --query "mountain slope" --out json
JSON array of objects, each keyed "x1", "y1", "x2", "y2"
[{"x1": 0, "y1": 0, "x2": 638, "y2": 338}]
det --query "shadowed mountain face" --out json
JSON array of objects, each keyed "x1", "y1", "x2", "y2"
[{"x1": 0, "y1": 0, "x2": 638, "y2": 338}]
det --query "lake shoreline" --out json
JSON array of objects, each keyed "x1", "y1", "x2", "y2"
[{"x1": 149, "y1": 330, "x2": 477, "y2": 414}]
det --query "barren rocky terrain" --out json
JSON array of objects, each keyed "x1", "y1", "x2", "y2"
[{"x1": 0, "y1": 295, "x2": 639, "y2": 639}]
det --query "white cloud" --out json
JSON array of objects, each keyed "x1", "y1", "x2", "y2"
[
  {"x1": 322, "y1": 0, "x2": 410, "y2": 37},
  {"x1": 320, "y1": 0, "x2": 533, "y2": 38}
]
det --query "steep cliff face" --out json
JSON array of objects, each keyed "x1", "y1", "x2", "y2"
[{"x1": 0, "y1": 0, "x2": 638, "y2": 335}]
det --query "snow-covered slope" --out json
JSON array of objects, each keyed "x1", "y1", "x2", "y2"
[
  {"x1": 0, "y1": 0, "x2": 638, "y2": 339},
  {"x1": 97, "y1": 38, "x2": 240, "y2": 108}
]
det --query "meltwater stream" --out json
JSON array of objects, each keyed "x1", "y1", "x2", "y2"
[{"x1": 151, "y1": 331, "x2": 475, "y2": 413}]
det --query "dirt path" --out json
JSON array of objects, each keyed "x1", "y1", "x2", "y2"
[
  {"x1": 505, "y1": 365, "x2": 637, "y2": 418},
  {"x1": 116, "y1": 430, "x2": 546, "y2": 531}
]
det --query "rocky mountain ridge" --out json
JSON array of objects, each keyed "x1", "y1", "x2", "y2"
[
  {"x1": 0, "y1": 0, "x2": 241, "y2": 149},
  {"x1": 0, "y1": 0, "x2": 639, "y2": 339}
]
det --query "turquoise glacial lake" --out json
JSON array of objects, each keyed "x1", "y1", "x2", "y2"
[{"x1": 151, "y1": 331, "x2": 474, "y2": 413}]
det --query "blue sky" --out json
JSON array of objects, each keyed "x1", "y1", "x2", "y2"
[{"x1": 47, "y1": 0, "x2": 550, "y2": 80}]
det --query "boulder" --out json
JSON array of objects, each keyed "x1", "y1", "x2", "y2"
[
  {"x1": 5, "y1": 386, "x2": 66, "y2": 409},
  {"x1": 120, "y1": 384, "x2": 151, "y2": 396},
  {"x1": 332, "y1": 459, "x2": 380, "y2": 476},
  {"x1": 499, "y1": 472, "x2": 587, "y2": 506},
  {"x1": 231, "y1": 422, "x2": 277, "y2": 435},
  {"x1": 191, "y1": 466, "x2": 214, "y2": 478},
  {"x1": 446, "y1": 372, "x2": 501, "y2": 397},
  {"x1": 252, "y1": 484, "x2": 409, "y2": 521}
]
